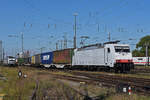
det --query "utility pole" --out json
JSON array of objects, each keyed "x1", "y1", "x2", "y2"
[
  {"x1": 0, "y1": 41, "x2": 2, "y2": 62},
  {"x1": 73, "y1": 13, "x2": 78, "y2": 49},
  {"x1": 21, "y1": 32, "x2": 24, "y2": 55},
  {"x1": 108, "y1": 32, "x2": 111, "y2": 42},
  {"x1": 56, "y1": 42, "x2": 58, "y2": 50},
  {"x1": 97, "y1": 24, "x2": 99, "y2": 32},
  {"x1": 104, "y1": 24, "x2": 107, "y2": 32},
  {"x1": 39, "y1": 47, "x2": 45, "y2": 54},
  {"x1": 3, "y1": 48, "x2": 4, "y2": 61},
  {"x1": 63, "y1": 33, "x2": 67, "y2": 49},
  {"x1": 60, "y1": 40, "x2": 63, "y2": 50},
  {"x1": 145, "y1": 42, "x2": 149, "y2": 66},
  {"x1": 148, "y1": 48, "x2": 149, "y2": 66},
  {"x1": 64, "y1": 38, "x2": 67, "y2": 49}
]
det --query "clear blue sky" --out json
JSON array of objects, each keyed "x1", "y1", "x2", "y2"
[{"x1": 0, "y1": 0, "x2": 150, "y2": 56}]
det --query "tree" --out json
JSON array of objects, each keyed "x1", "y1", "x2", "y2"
[
  {"x1": 132, "y1": 35, "x2": 150, "y2": 57},
  {"x1": 132, "y1": 49, "x2": 141, "y2": 57}
]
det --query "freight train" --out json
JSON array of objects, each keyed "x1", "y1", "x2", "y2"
[{"x1": 18, "y1": 41, "x2": 134, "y2": 73}]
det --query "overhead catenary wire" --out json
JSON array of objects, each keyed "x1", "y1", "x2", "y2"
[{"x1": 19, "y1": 0, "x2": 149, "y2": 53}]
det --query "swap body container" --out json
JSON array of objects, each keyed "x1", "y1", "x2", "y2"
[
  {"x1": 29, "y1": 57, "x2": 31, "y2": 64},
  {"x1": 35, "y1": 54, "x2": 41, "y2": 65},
  {"x1": 23, "y1": 58, "x2": 28, "y2": 64},
  {"x1": 31, "y1": 56, "x2": 35, "y2": 64},
  {"x1": 23, "y1": 57, "x2": 31, "y2": 64},
  {"x1": 53, "y1": 48, "x2": 74, "y2": 64},
  {"x1": 41, "y1": 52, "x2": 53, "y2": 64},
  {"x1": 17, "y1": 58, "x2": 24, "y2": 65}
]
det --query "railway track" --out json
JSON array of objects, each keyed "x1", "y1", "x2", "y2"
[
  {"x1": 16, "y1": 66, "x2": 150, "y2": 96},
  {"x1": 29, "y1": 64, "x2": 150, "y2": 74},
  {"x1": 72, "y1": 71, "x2": 150, "y2": 95},
  {"x1": 39, "y1": 70, "x2": 150, "y2": 96},
  {"x1": 133, "y1": 67, "x2": 150, "y2": 73}
]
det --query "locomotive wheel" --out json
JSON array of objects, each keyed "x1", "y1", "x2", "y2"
[{"x1": 115, "y1": 69, "x2": 119, "y2": 73}]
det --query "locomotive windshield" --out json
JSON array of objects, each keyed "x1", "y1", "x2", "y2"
[
  {"x1": 9, "y1": 60, "x2": 15, "y2": 61},
  {"x1": 115, "y1": 46, "x2": 130, "y2": 52}
]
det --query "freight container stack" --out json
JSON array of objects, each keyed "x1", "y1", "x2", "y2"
[
  {"x1": 41, "y1": 52, "x2": 53, "y2": 68},
  {"x1": 53, "y1": 48, "x2": 74, "y2": 64},
  {"x1": 17, "y1": 58, "x2": 24, "y2": 66},
  {"x1": 35, "y1": 54, "x2": 41, "y2": 66},
  {"x1": 24, "y1": 57, "x2": 30, "y2": 65},
  {"x1": 31, "y1": 56, "x2": 35, "y2": 65}
]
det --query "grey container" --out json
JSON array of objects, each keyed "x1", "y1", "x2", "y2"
[{"x1": 35, "y1": 54, "x2": 41, "y2": 65}]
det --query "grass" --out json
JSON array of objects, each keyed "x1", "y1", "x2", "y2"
[
  {"x1": 35, "y1": 79, "x2": 84, "y2": 100},
  {"x1": 0, "y1": 66, "x2": 84, "y2": 100},
  {"x1": 0, "y1": 66, "x2": 36, "y2": 100},
  {"x1": 50, "y1": 70, "x2": 73, "y2": 76},
  {"x1": 0, "y1": 66, "x2": 149, "y2": 100}
]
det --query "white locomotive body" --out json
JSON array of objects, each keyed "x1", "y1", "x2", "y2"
[{"x1": 72, "y1": 42, "x2": 134, "y2": 72}]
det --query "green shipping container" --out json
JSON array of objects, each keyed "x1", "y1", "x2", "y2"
[{"x1": 17, "y1": 58, "x2": 24, "y2": 65}]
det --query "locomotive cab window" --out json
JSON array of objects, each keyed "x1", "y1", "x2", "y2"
[
  {"x1": 107, "y1": 48, "x2": 110, "y2": 53},
  {"x1": 9, "y1": 60, "x2": 15, "y2": 61},
  {"x1": 115, "y1": 46, "x2": 130, "y2": 52}
]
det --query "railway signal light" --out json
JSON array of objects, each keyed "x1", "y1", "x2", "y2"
[{"x1": 128, "y1": 86, "x2": 132, "y2": 95}]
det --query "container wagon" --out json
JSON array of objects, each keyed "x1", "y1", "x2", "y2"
[
  {"x1": 31, "y1": 54, "x2": 41, "y2": 67},
  {"x1": 16, "y1": 58, "x2": 24, "y2": 66},
  {"x1": 31, "y1": 56, "x2": 35, "y2": 65},
  {"x1": 34, "y1": 54, "x2": 41, "y2": 67},
  {"x1": 72, "y1": 42, "x2": 134, "y2": 72},
  {"x1": 41, "y1": 52, "x2": 53, "y2": 68},
  {"x1": 53, "y1": 48, "x2": 74, "y2": 68},
  {"x1": 23, "y1": 57, "x2": 31, "y2": 66}
]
